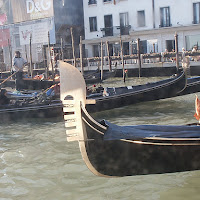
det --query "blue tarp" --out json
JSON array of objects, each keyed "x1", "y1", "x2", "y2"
[{"x1": 104, "y1": 121, "x2": 200, "y2": 140}]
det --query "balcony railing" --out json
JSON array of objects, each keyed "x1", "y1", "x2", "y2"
[
  {"x1": 101, "y1": 26, "x2": 119, "y2": 37},
  {"x1": 100, "y1": 25, "x2": 131, "y2": 37},
  {"x1": 193, "y1": 20, "x2": 200, "y2": 24},
  {"x1": 159, "y1": 23, "x2": 172, "y2": 28},
  {"x1": 88, "y1": 0, "x2": 97, "y2": 5},
  {"x1": 100, "y1": 27, "x2": 113, "y2": 37},
  {"x1": 120, "y1": 25, "x2": 131, "y2": 35},
  {"x1": 103, "y1": 0, "x2": 112, "y2": 2}
]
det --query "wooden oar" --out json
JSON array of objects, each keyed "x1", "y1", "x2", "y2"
[{"x1": 0, "y1": 71, "x2": 18, "y2": 87}]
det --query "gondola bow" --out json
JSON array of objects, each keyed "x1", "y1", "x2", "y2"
[{"x1": 59, "y1": 61, "x2": 200, "y2": 177}]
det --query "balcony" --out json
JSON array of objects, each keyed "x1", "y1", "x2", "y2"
[
  {"x1": 88, "y1": 0, "x2": 97, "y2": 5},
  {"x1": 159, "y1": 23, "x2": 172, "y2": 28},
  {"x1": 100, "y1": 25, "x2": 131, "y2": 37},
  {"x1": 120, "y1": 25, "x2": 131, "y2": 35},
  {"x1": 193, "y1": 20, "x2": 200, "y2": 24},
  {"x1": 100, "y1": 26, "x2": 119, "y2": 37}
]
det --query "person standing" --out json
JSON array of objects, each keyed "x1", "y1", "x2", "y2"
[{"x1": 12, "y1": 51, "x2": 27, "y2": 91}]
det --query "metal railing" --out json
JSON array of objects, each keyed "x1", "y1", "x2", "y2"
[
  {"x1": 120, "y1": 25, "x2": 131, "y2": 35},
  {"x1": 100, "y1": 25, "x2": 131, "y2": 37},
  {"x1": 63, "y1": 50, "x2": 200, "y2": 69},
  {"x1": 88, "y1": 0, "x2": 97, "y2": 5}
]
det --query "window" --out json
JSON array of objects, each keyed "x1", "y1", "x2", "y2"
[
  {"x1": 88, "y1": 0, "x2": 97, "y2": 5},
  {"x1": 160, "y1": 7, "x2": 171, "y2": 27},
  {"x1": 186, "y1": 35, "x2": 200, "y2": 50},
  {"x1": 104, "y1": 15, "x2": 113, "y2": 36},
  {"x1": 131, "y1": 42, "x2": 137, "y2": 54},
  {"x1": 15, "y1": 35, "x2": 20, "y2": 48},
  {"x1": 93, "y1": 45, "x2": 99, "y2": 57},
  {"x1": 89, "y1": 17, "x2": 97, "y2": 32},
  {"x1": 147, "y1": 40, "x2": 158, "y2": 53},
  {"x1": 108, "y1": 43, "x2": 113, "y2": 56},
  {"x1": 123, "y1": 42, "x2": 129, "y2": 55},
  {"x1": 166, "y1": 40, "x2": 175, "y2": 52},
  {"x1": 120, "y1": 12, "x2": 129, "y2": 35},
  {"x1": 137, "y1": 10, "x2": 145, "y2": 27},
  {"x1": 193, "y1": 2, "x2": 200, "y2": 24},
  {"x1": 113, "y1": 43, "x2": 120, "y2": 56},
  {"x1": 140, "y1": 40, "x2": 147, "y2": 54}
]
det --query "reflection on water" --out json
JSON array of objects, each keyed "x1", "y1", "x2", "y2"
[
  {"x1": 0, "y1": 76, "x2": 200, "y2": 199},
  {"x1": 93, "y1": 94, "x2": 196, "y2": 126}
]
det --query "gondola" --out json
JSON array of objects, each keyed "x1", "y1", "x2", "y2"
[
  {"x1": 86, "y1": 70, "x2": 186, "y2": 113},
  {"x1": 0, "y1": 68, "x2": 116, "y2": 89},
  {"x1": 59, "y1": 61, "x2": 200, "y2": 177},
  {"x1": 0, "y1": 65, "x2": 187, "y2": 121},
  {"x1": 178, "y1": 76, "x2": 200, "y2": 96},
  {"x1": 0, "y1": 100, "x2": 63, "y2": 121},
  {"x1": 85, "y1": 74, "x2": 200, "y2": 113},
  {"x1": 0, "y1": 91, "x2": 63, "y2": 121}
]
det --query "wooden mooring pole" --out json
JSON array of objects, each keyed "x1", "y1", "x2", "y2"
[
  {"x1": 137, "y1": 38, "x2": 141, "y2": 78},
  {"x1": 79, "y1": 36, "x2": 84, "y2": 75},
  {"x1": 25, "y1": 45, "x2": 28, "y2": 63},
  {"x1": 175, "y1": 32, "x2": 179, "y2": 72},
  {"x1": 101, "y1": 40, "x2": 103, "y2": 80},
  {"x1": 42, "y1": 45, "x2": 48, "y2": 78},
  {"x1": 61, "y1": 37, "x2": 64, "y2": 61},
  {"x1": 8, "y1": 39, "x2": 12, "y2": 71},
  {"x1": 29, "y1": 34, "x2": 33, "y2": 78},
  {"x1": 48, "y1": 31, "x2": 54, "y2": 82},
  {"x1": 106, "y1": 41, "x2": 112, "y2": 71},
  {"x1": 120, "y1": 34, "x2": 125, "y2": 81},
  {"x1": 70, "y1": 27, "x2": 76, "y2": 67}
]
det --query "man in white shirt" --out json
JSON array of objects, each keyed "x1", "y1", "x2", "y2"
[{"x1": 12, "y1": 51, "x2": 27, "y2": 91}]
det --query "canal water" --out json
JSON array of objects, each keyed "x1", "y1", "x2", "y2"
[{"x1": 0, "y1": 76, "x2": 200, "y2": 200}]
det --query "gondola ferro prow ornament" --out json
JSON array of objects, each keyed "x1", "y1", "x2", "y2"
[
  {"x1": 59, "y1": 60, "x2": 96, "y2": 142},
  {"x1": 59, "y1": 61, "x2": 107, "y2": 177}
]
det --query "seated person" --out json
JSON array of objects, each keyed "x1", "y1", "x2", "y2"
[{"x1": 0, "y1": 89, "x2": 10, "y2": 105}]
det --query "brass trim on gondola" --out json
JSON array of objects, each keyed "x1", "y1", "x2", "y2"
[{"x1": 121, "y1": 139, "x2": 200, "y2": 146}]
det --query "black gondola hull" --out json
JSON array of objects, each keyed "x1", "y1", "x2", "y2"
[
  {"x1": 86, "y1": 72, "x2": 186, "y2": 113},
  {"x1": 59, "y1": 61, "x2": 200, "y2": 177},
  {"x1": 83, "y1": 118, "x2": 200, "y2": 177},
  {"x1": 85, "y1": 139, "x2": 200, "y2": 177},
  {"x1": 0, "y1": 102, "x2": 63, "y2": 121},
  {"x1": 178, "y1": 76, "x2": 200, "y2": 96}
]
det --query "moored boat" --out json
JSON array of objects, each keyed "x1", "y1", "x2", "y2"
[
  {"x1": 0, "y1": 88, "x2": 63, "y2": 121},
  {"x1": 178, "y1": 76, "x2": 200, "y2": 96},
  {"x1": 0, "y1": 100, "x2": 63, "y2": 121},
  {"x1": 86, "y1": 70, "x2": 186, "y2": 113},
  {"x1": 59, "y1": 61, "x2": 200, "y2": 177},
  {"x1": 0, "y1": 67, "x2": 116, "y2": 90}
]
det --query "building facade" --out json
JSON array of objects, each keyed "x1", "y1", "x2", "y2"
[
  {"x1": 83, "y1": 0, "x2": 200, "y2": 57},
  {"x1": 0, "y1": 0, "x2": 84, "y2": 70}
]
